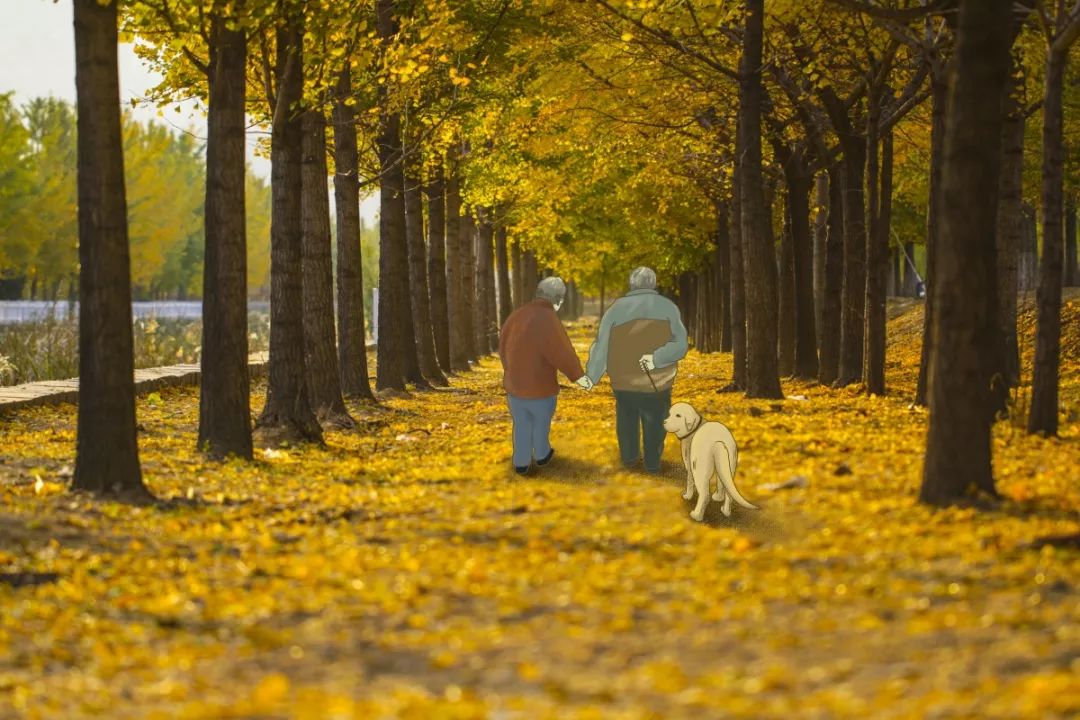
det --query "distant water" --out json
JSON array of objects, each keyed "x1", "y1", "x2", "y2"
[{"x1": 0, "y1": 301, "x2": 270, "y2": 325}]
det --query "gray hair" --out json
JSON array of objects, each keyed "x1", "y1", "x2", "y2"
[
  {"x1": 535, "y1": 276, "x2": 567, "y2": 304},
  {"x1": 629, "y1": 266, "x2": 657, "y2": 291}
]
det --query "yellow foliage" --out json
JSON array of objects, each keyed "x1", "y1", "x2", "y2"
[{"x1": 0, "y1": 315, "x2": 1078, "y2": 718}]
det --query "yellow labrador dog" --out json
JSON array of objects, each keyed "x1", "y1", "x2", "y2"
[{"x1": 663, "y1": 402, "x2": 757, "y2": 522}]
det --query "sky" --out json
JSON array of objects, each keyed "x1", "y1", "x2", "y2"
[{"x1": 0, "y1": 0, "x2": 378, "y2": 221}]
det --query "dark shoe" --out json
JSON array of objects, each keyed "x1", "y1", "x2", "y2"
[
  {"x1": 537, "y1": 448, "x2": 555, "y2": 466},
  {"x1": 515, "y1": 465, "x2": 530, "y2": 476},
  {"x1": 622, "y1": 457, "x2": 641, "y2": 469}
]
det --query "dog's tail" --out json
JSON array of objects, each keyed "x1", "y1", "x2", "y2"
[{"x1": 713, "y1": 442, "x2": 757, "y2": 510}]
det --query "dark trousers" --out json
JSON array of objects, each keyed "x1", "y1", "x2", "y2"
[{"x1": 613, "y1": 388, "x2": 672, "y2": 472}]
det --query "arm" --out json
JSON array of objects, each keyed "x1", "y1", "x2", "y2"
[
  {"x1": 584, "y1": 306, "x2": 617, "y2": 382},
  {"x1": 652, "y1": 300, "x2": 689, "y2": 368},
  {"x1": 542, "y1": 312, "x2": 585, "y2": 382}
]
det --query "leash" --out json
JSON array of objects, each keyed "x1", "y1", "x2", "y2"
[{"x1": 641, "y1": 360, "x2": 660, "y2": 393}]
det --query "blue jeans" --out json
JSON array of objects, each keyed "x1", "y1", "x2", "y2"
[
  {"x1": 614, "y1": 388, "x2": 672, "y2": 472},
  {"x1": 507, "y1": 394, "x2": 557, "y2": 467}
]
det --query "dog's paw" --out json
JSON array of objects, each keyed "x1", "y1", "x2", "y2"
[
  {"x1": 711, "y1": 492, "x2": 724, "y2": 502},
  {"x1": 682, "y1": 490, "x2": 694, "y2": 500},
  {"x1": 720, "y1": 504, "x2": 732, "y2": 517},
  {"x1": 689, "y1": 510, "x2": 705, "y2": 522}
]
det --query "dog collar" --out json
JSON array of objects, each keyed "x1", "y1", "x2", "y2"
[{"x1": 675, "y1": 417, "x2": 702, "y2": 440}]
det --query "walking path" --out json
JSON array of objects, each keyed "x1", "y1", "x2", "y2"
[{"x1": 0, "y1": 352, "x2": 269, "y2": 412}]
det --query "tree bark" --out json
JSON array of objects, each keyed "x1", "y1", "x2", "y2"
[
  {"x1": 256, "y1": 12, "x2": 321, "y2": 442},
  {"x1": 460, "y1": 204, "x2": 479, "y2": 361},
  {"x1": 778, "y1": 197, "x2": 796, "y2": 375},
  {"x1": 838, "y1": 138, "x2": 867, "y2": 386},
  {"x1": 738, "y1": 0, "x2": 782, "y2": 399},
  {"x1": 995, "y1": 59, "x2": 1024, "y2": 390},
  {"x1": 302, "y1": 108, "x2": 353, "y2": 425},
  {"x1": 921, "y1": 0, "x2": 1011, "y2": 505},
  {"x1": 404, "y1": 147, "x2": 446, "y2": 386},
  {"x1": 495, "y1": 224, "x2": 512, "y2": 326},
  {"x1": 444, "y1": 161, "x2": 469, "y2": 371},
  {"x1": 199, "y1": 8, "x2": 252, "y2": 460},
  {"x1": 819, "y1": 164, "x2": 844, "y2": 386},
  {"x1": 916, "y1": 70, "x2": 947, "y2": 406},
  {"x1": 425, "y1": 161, "x2": 451, "y2": 372},
  {"x1": 786, "y1": 150, "x2": 818, "y2": 379},
  {"x1": 72, "y1": 0, "x2": 147, "y2": 497},
  {"x1": 717, "y1": 203, "x2": 733, "y2": 353},
  {"x1": 864, "y1": 121, "x2": 892, "y2": 395},
  {"x1": 510, "y1": 240, "x2": 524, "y2": 310},
  {"x1": 1029, "y1": 45, "x2": 1070, "y2": 436},
  {"x1": 333, "y1": 67, "x2": 375, "y2": 401},
  {"x1": 477, "y1": 215, "x2": 498, "y2": 353},
  {"x1": 813, "y1": 173, "x2": 828, "y2": 346},
  {"x1": 1065, "y1": 197, "x2": 1078, "y2": 287},
  {"x1": 728, "y1": 172, "x2": 748, "y2": 391}
]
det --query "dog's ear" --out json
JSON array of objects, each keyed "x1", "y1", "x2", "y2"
[{"x1": 684, "y1": 414, "x2": 693, "y2": 433}]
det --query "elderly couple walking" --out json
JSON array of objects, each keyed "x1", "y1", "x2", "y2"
[{"x1": 497, "y1": 267, "x2": 689, "y2": 475}]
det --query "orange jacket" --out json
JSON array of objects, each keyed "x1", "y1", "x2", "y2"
[{"x1": 498, "y1": 299, "x2": 585, "y2": 398}]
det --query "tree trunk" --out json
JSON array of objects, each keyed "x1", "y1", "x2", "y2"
[
  {"x1": 728, "y1": 172, "x2": 748, "y2": 390},
  {"x1": 444, "y1": 161, "x2": 470, "y2": 371},
  {"x1": 333, "y1": 67, "x2": 375, "y2": 401},
  {"x1": 717, "y1": 203, "x2": 733, "y2": 353},
  {"x1": 837, "y1": 138, "x2": 867, "y2": 386},
  {"x1": 916, "y1": 71, "x2": 947, "y2": 406},
  {"x1": 72, "y1": 0, "x2": 146, "y2": 497},
  {"x1": 460, "y1": 205, "x2": 479, "y2": 361},
  {"x1": 813, "y1": 173, "x2": 828, "y2": 346},
  {"x1": 902, "y1": 242, "x2": 918, "y2": 297},
  {"x1": 786, "y1": 151, "x2": 818, "y2": 380},
  {"x1": 510, "y1": 240, "x2": 523, "y2": 310},
  {"x1": 302, "y1": 108, "x2": 353, "y2": 425},
  {"x1": 921, "y1": 0, "x2": 1011, "y2": 504},
  {"x1": 425, "y1": 161, "x2": 451, "y2": 372},
  {"x1": 778, "y1": 197, "x2": 796, "y2": 376},
  {"x1": 256, "y1": 14, "x2": 321, "y2": 442},
  {"x1": 477, "y1": 216, "x2": 498, "y2": 353},
  {"x1": 995, "y1": 59, "x2": 1024, "y2": 390},
  {"x1": 738, "y1": 0, "x2": 782, "y2": 399},
  {"x1": 819, "y1": 164, "x2": 844, "y2": 385},
  {"x1": 1029, "y1": 46, "x2": 1070, "y2": 436},
  {"x1": 199, "y1": 8, "x2": 252, "y2": 460},
  {"x1": 864, "y1": 123, "x2": 892, "y2": 395},
  {"x1": 495, "y1": 224, "x2": 512, "y2": 326},
  {"x1": 405, "y1": 149, "x2": 446, "y2": 385}
]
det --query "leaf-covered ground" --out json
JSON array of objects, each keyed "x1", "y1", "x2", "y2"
[{"x1": 1, "y1": 303, "x2": 1079, "y2": 719}]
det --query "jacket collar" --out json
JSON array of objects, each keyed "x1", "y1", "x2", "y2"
[
  {"x1": 626, "y1": 289, "x2": 658, "y2": 297},
  {"x1": 531, "y1": 298, "x2": 555, "y2": 309}
]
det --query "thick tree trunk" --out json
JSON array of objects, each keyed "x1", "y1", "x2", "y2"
[
  {"x1": 916, "y1": 71, "x2": 947, "y2": 406},
  {"x1": 728, "y1": 173, "x2": 748, "y2": 391},
  {"x1": 510, "y1": 240, "x2": 524, "y2": 310},
  {"x1": 405, "y1": 151, "x2": 446, "y2": 385},
  {"x1": 738, "y1": 0, "x2": 782, "y2": 399},
  {"x1": 717, "y1": 203, "x2": 733, "y2": 353},
  {"x1": 813, "y1": 173, "x2": 828, "y2": 346},
  {"x1": 199, "y1": 9, "x2": 252, "y2": 460},
  {"x1": 72, "y1": 0, "x2": 147, "y2": 497},
  {"x1": 786, "y1": 151, "x2": 818, "y2": 380},
  {"x1": 837, "y1": 139, "x2": 867, "y2": 386},
  {"x1": 996, "y1": 62, "x2": 1025, "y2": 390},
  {"x1": 477, "y1": 216, "x2": 498, "y2": 353},
  {"x1": 444, "y1": 163, "x2": 469, "y2": 371},
  {"x1": 333, "y1": 68, "x2": 375, "y2": 401},
  {"x1": 256, "y1": 15, "x2": 321, "y2": 442},
  {"x1": 460, "y1": 205, "x2": 479, "y2": 361},
  {"x1": 864, "y1": 124, "x2": 892, "y2": 395},
  {"x1": 495, "y1": 224, "x2": 512, "y2": 326},
  {"x1": 302, "y1": 108, "x2": 353, "y2": 425},
  {"x1": 819, "y1": 164, "x2": 844, "y2": 385},
  {"x1": 1029, "y1": 47, "x2": 1070, "y2": 436},
  {"x1": 778, "y1": 198, "x2": 796, "y2": 376},
  {"x1": 425, "y1": 161, "x2": 451, "y2": 372},
  {"x1": 921, "y1": 0, "x2": 1011, "y2": 504}
]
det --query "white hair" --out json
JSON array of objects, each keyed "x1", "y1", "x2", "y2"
[
  {"x1": 535, "y1": 276, "x2": 567, "y2": 304},
  {"x1": 629, "y1": 266, "x2": 657, "y2": 290}
]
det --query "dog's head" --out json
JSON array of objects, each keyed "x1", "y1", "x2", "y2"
[{"x1": 663, "y1": 402, "x2": 702, "y2": 435}]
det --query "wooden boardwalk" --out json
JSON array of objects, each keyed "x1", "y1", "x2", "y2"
[{"x1": 0, "y1": 352, "x2": 270, "y2": 412}]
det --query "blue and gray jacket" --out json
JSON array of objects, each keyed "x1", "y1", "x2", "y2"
[{"x1": 585, "y1": 289, "x2": 688, "y2": 392}]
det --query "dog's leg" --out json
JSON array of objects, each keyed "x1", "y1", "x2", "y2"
[
  {"x1": 681, "y1": 443, "x2": 695, "y2": 500},
  {"x1": 721, "y1": 492, "x2": 733, "y2": 517},
  {"x1": 689, "y1": 461, "x2": 711, "y2": 522},
  {"x1": 712, "y1": 483, "x2": 726, "y2": 504}
]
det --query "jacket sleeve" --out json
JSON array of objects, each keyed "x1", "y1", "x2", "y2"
[
  {"x1": 584, "y1": 305, "x2": 616, "y2": 382},
  {"x1": 542, "y1": 312, "x2": 585, "y2": 382},
  {"x1": 652, "y1": 299, "x2": 689, "y2": 368}
]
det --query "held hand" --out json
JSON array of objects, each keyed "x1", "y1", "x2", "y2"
[
  {"x1": 639, "y1": 354, "x2": 656, "y2": 372},
  {"x1": 575, "y1": 375, "x2": 594, "y2": 391}
]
